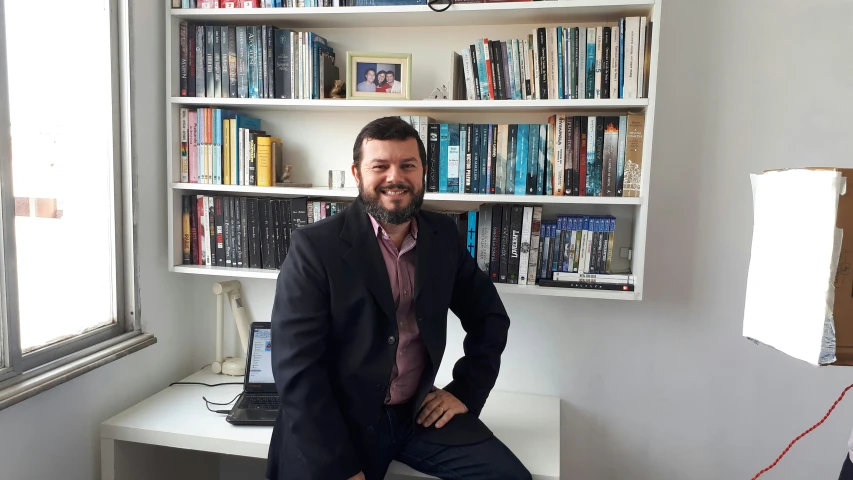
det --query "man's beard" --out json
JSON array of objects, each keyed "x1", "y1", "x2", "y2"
[{"x1": 359, "y1": 181, "x2": 424, "y2": 225}]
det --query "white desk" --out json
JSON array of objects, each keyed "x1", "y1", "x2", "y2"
[{"x1": 101, "y1": 366, "x2": 560, "y2": 480}]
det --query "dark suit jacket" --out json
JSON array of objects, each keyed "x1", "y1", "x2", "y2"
[{"x1": 266, "y1": 197, "x2": 511, "y2": 480}]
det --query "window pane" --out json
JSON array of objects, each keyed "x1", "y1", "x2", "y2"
[{"x1": 4, "y1": 0, "x2": 118, "y2": 353}]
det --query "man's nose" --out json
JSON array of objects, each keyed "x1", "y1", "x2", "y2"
[{"x1": 385, "y1": 165, "x2": 402, "y2": 182}]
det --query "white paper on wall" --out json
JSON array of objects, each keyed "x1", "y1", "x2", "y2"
[{"x1": 743, "y1": 169, "x2": 846, "y2": 366}]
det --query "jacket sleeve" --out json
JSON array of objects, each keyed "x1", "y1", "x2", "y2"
[
  {"x1": 270, "y1": 228, "x2": 361, "y2": 479},
  {"x1": 442, "y1": 230, "x2": 510, "y2": 417}
]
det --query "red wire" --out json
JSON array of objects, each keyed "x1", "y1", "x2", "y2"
[{"x1": 751, "y1": 383, "x2": 853, "y2": 480}]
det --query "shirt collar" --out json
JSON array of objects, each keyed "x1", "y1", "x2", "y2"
[{"x1": 369, "y1": 213, "x2": 418, "y2": 240}]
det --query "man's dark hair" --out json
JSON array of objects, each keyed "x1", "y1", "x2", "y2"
[
  {"x1": 352, "y1": 116, "x2": 427, "y2": 171},
  {"x1": 363, "y1": 68, "x2": 375, "y2": 78}
]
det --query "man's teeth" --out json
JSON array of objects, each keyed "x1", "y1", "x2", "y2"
[{"x1": 383, "y1": 190, "x2": 406, "y2": 195}]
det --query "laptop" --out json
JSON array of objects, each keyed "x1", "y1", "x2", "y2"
[{"x1": 226, "y1": 322, "x2": 280, "y2": 426}]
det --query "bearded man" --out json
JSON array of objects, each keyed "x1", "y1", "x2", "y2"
[{"x1": 266, "y1": 116, "x2": 530, "y2": 480}]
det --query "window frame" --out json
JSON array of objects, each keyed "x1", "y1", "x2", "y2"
[{"x1": 0, "y1": 0, "x2": 141, "y2": 391}]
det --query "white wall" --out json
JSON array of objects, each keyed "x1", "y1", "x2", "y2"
[
  {"x1": 204, "y1": 1, "x2": 853, "y2": 479},
  {"x1": 0, "y1": 1, "x2": 203, "y2": 479},
  {"x1": 1, "y1": 0, "x2": 852, "y2": 479}
]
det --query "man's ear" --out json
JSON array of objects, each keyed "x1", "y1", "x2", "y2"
[{"x1": 351, "y1": 163, "x2": 360, "y2": 186}]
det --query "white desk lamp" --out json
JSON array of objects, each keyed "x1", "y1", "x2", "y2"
[{"x1": 211, "y1": 280, "x2": 251, "y2": 376}]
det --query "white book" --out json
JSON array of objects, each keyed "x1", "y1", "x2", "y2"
[
  {"x1": 461, "y1": 49, "x2": 476, "y2": 100},
  {"x1": 518, "y1": 206, "x2": 533, "y2": 285},
  {"x1": 610, "y1": 26, "x2": 620, "y2": 99},
  {"x1": 527, "y1": 206, "x2": 542, "y2": 285},
  {"x1": 637, "y1": 16, "x2": 647, "y2": 98},
  {"x1": 624, "y1": 17, "x2": 640, "y2": 99},
  {"x1": 594, "y1": 26, "x2": 603, "y2": 99},
  {"x1": 548, "y1": 27, "x2": 558, "y2": 100},
  {"x1": 477, "y1": 204, "x2": 492, "y2": 273}
]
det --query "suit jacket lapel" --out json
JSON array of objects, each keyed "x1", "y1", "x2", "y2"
[{"x1": 341, "y1": 197, "x2": 396, "y2": 325}]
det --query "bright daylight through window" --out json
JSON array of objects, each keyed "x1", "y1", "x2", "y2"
[{"x1": 2, "y1": 0, "x2": 123, "y2": 363}]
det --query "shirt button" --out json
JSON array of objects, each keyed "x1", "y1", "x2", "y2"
[{"x1": 388, "y1": 336, "x2": 397, "y2": 345}]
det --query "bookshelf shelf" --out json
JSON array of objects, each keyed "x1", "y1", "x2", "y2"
[
  {"x1": 170, "y1": 97, "x2": 648, "y2": 113},
  {"x1": 166, "y1": 0, "x2": 661, "y2": 301},
  {"x1": 172, "y1": 183, "x2": 643, "y2": 205},
  {"x1": 172, "y1": 265, "x2": 638, "y2": 300},
  {"x1": 170, "y1": 1, "x2": 654, "y2": 28}
]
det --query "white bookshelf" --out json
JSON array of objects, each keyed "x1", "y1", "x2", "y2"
[{"x1": 165, "y1": 0, "x2": 661, "y2": 300}]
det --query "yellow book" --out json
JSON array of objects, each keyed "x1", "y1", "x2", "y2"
[{"x1": 257, "y1": 135, "x2": 272, "y2": 186}]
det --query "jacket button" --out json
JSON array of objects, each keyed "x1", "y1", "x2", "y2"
[
  {"x1": 366, "y1": 425, "x2": 374, "y2": 434},
  {"x1": 417, "y1": 317, "x2": 423, "y2": 322},
  {"x1": 388, "y1": 336, "x2": 396, "y2": 345},
  {"x1": 376, "y1": 383, "x2": 385, "y2": 392}
]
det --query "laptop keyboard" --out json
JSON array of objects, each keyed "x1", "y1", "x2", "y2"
[{"x1": 241, "y1": 395, "x2": 280, "y2": 410}]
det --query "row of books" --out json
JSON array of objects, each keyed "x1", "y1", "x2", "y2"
[
  {"x1": 178, "y1": 22, "x2": 337, "y2": 100},
  {"x1": 175, "y1": 0, "x2": 429, "y2": 7},
  {"x1": 450, "y1": 19, "x2": 652, "y2": 101},
  {"x1": 181, "y1": 194, "x2": 632, "y2": 290},
  {"x1": 180, "y1": 107, "x2": 287, "y2": 186},
  {"x1": 464, "y1": 204, "x2": 627, "y2": 288},
  {"x1": 403, "y1": 113, "x2": 645, "y2": 198},
  {"x1": 181, "y1": 194, "x2": 351, "y2": 268}
]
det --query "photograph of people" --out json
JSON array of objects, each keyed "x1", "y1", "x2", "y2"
[{"x1": 356, "y1": 66, "x2": 377, "y2": 92}]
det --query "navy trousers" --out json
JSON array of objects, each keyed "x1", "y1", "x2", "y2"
[{"x1": 361, "y1": 402, "x2": 532, "y2": 480}]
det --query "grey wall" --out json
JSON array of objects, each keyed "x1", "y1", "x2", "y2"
[{"x1": 0, "y1": 1, "x2": 202, "y2": 479}]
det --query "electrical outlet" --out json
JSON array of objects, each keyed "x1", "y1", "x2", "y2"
[{"x1": 620, "y1": 247, "x2": 632, "y2": 260}]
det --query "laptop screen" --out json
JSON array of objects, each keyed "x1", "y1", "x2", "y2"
[{"x1": 248, "y1": 327, "x2": 274, "y2": 385}]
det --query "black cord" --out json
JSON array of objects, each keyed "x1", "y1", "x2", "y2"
[
  {"x1": 169, "y1": 381, "x2": 243, "y2": 387},
  {"x1": 427, "y1": 0, "x2": 452, "y2": 13},
  {"x1": 204, "y1": 392, "x2": 243, "y2": 414}
]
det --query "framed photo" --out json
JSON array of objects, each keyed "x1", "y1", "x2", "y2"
[{"x1": 346, "y1": 52, "x2": 412, "y2": 100}]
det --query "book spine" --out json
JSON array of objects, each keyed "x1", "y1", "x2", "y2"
[
  {"x1": 623, "y1": 113, "x2": 644, "y2": 197},
  {"x1": 477, "y1": 204, "x2": 491, "y2": 273},
  {"x1": 527, "y1": 206, "x2": 541, "y2": 285},
  {"x1": 179, "y1": 22, "x2": 188, "y2": 97},
  {"x1": 182, "y1": 196, "x2": 191, "y2": 264},
  {"x1": 180, "y1": 108, "x2": 189, "y2": 183},
  {"x1": 518, "y1": 206, "x2": 532, "y2": 284},
  {"x1": 616, "y1": 115, "x2": 627, "y2": 196},
  {"x1": 489, "y1": 205, "x2": 502, "y2": 281}
]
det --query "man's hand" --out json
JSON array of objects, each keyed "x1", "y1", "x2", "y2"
[
  {"x1": 347, "y1": 472, "x2": 365, "y2": 480},
  {"x1": 416, "y1": 387, "x2": 468, "y2": 428}
]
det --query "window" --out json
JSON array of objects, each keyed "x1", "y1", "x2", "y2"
[{"x1": 0, "y1": 0, "x2": 136, "y2": 385}]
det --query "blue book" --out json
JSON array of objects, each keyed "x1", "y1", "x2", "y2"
[
  {"x1": 527, "y1": 124, "x2": 539, "y2": 195},
  {"x1": 556, "y1": 27, "x2": 564, "y2": 100},
  {"x1": 515, "y1": 124, "x2": 529, "y2": 194},
  {"x1": 475, "y1": 40, "x2": 489, "y2": 100},
  {"x1": 466, "y1": 211, "x2": 477, "y2": 258},
  {"x1": 439, "y1": 124, "x2": 449, "y2": 193},
  {"x1": 586, "y1": 27, "x2": 596, "y2": 99}
]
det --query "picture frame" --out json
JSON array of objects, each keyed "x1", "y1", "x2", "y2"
[{"x1": 346, "y1": 52, "x2": 412, "y2": 100}]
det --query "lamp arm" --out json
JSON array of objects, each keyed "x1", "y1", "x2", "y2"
[{"x1": 227, "y1": 289, "x2": 251, "y2": 355}]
